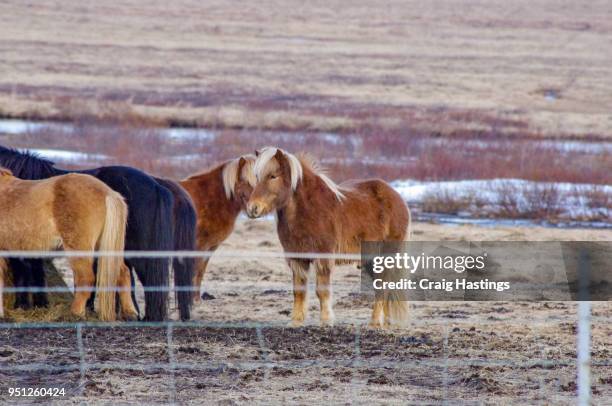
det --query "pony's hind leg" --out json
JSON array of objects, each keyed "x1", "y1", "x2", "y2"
[
  {"x1": 369, "y1": 299, "x2": 384, "y2": 328},
  {"x1": 0, "y1": 258, "x2": 6, "y2": 318},
  {"x1": 315, "y1": 259, "x2": 335, "y2": 327},
  {"x1": 118, "y1": 263, "x2": 138, "y2": 320},
  {"x1": 9, "y1": 258, "x2": 32, "y2": 310},
  {"x1": 68, "y1": 256, "x2": 95, "y2": 318},
  {"x1": 30, "y1": 259, "x2": 49, "y2": 308},
  {"x1": 288, "y1": 259, "x2": 309, "y2": 327}
]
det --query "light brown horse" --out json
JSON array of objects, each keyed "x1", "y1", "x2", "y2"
[
  {"x1": 246, "y1": 148, "x2": 411, "y2": 328},
  {"x1": 180, "y1": 155, "x2": 256, "y2": 302},
  {"x1": 0, "y1": 167, "x2": 135, "y2": 321}
]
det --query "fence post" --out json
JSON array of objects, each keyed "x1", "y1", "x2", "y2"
[
  {"x1": 576, "y1": 249, "x2": 591, "y2": 406},
  {"x1": 76, "y1": 323, "x2": 86, "y2": 395},
  {"x1": 167, "y1": 323, "x2": 177, "y2": 405}
]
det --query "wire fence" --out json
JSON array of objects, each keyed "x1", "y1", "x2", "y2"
[{"x1": 0, "y1": 250, "x2": 606, "y2": 404}]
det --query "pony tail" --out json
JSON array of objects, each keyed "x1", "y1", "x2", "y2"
[
  {"x1": 382, "y1": 239, "x2": 410, "y2": 327},
  {"x1": 171, "y1": 192, "x2": 196, "y2": 321},
  {"x1": 96, "y1": 193, "x2": 128, "y2": 321},
  {"x1": 141, "y1": 186, "x2": 173, "y2": 321}
]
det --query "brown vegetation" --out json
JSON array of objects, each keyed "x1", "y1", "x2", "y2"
[{"x1": 1, "y1": 0, "x2": 612, "y2": 138}]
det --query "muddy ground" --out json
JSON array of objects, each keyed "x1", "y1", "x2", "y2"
[{"x1": 0, "y1": 220, "x2": 611, "y2": 404}]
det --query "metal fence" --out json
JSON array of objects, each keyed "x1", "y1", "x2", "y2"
[{"x1": 0, "y1": 250, "x2": 606, "y2": 405}]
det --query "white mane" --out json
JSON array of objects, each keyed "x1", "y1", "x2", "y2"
[
  {"x1": 254, "y1": 147, "x2": 345, "y2": 201},
  {"x1": 221, "y1": 155, "x2": 256, "y2": 199}
]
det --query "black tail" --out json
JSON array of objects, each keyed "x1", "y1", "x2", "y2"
[
  {"x1": 153, "y1": 177, "x2": 196, "y2": 321},
  {"x1": 172, "y1": 193, "x2": 196, "y2": 320},
  {"x1": 135, "y1": 186, "x2": 174, "y2": 321}
]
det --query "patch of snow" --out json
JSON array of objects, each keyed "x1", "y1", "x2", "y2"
[
  {"x1": 391, "y1": 178, "x2": 611, "y2": 202},
  {"x1": 28, "y1": 149, "x2": 108, "y2": 162},
  {"x1": 391, "y1": 178, "x2": 611, "y2": 226},
  {"x1": 163, "y1": 127, "x2": 216, "y2": 140},
  {"x1": 0, "y1": 119, "x2": 72, "y2": 135}
]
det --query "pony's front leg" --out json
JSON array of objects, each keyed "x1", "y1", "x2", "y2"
[
  {"x1": 192, "y1": 256, "x2": 210, "y2": 304},
  {"x1": 69, "y1": 257, "x2": 95, "y2": 319},
  {"x1": 118, "y1": 263, "x2": 138, "y2": 320},
  {"x1": 0, "y1": 258, "x2": 6, "y2": 318},
  {"x1": 315, "y1": 260, "x2": 335, "y2": 327},
  {"x1": 288, "y1": 259, "x2": 309, "y2": 327}
]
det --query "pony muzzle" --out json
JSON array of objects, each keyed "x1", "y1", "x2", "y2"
[{"x1": 246, "y1": 202, "x2": 264, "y2": 218}]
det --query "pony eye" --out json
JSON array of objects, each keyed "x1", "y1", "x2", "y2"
[{"x1": 269, "y1": 174, "x2": 277, "y2": 180}]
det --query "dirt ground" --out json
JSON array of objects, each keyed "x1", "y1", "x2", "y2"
[
  {"x1": 1, "y1": 0, "x2": 612, "y2": 137},
  {"x1": 1, "y1": 219, "x2": 611, "y2": 404}
]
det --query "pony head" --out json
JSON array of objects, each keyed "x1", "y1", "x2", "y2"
[
  {"x1": 0, "y1": 146, "x2": 56, "y2": 179},
  {"x1": 222, "y1": 154, "x2": 257, "y2": 207},
  {"x1": 246, "y1": 147, "x2": 302, "y2": 218},
  {"x1": 247, "y1": 147, "x2": 345, "y2": 218}
]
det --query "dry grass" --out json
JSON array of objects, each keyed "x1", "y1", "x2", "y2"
[
  {"x1": 418, "y1": 182, "x2": 611, "y2": 223},
  {"x1": 4, "y1": 119, "x2": 611, "y2": 185},
  {"x1": 421, "y1": 189, "x2": 481, "y2": 215},
  {"x1": 2, "y1": 261, "x2": 81, "y2": 323},
  {"x1": 0, "y1": 0, "x2": 611, "y2": 137}
]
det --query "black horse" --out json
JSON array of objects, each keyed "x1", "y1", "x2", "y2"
[{"x1": 0, "y1": 145, "x2": 194, "y2": 321}]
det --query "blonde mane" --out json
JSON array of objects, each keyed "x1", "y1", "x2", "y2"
[
  {"x1": 254, "y1": 147, "x2": 345, "y2": 201},
  {"x1": 221, "y1": 155, "x2": 256, "y2": 199}
]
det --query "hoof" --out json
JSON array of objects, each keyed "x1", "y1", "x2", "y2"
[
  {"x1": 32, "y1": 294, "x2": 49, "y2": 308},
  {"x1": 120, "y1": 311, "x2": 139, "y2": 321},
  {"x1": 15, "y1": 301, "x2": 32, "y2": 311},
  {"x1": 201, "y1": 292, "x2": 216, "y2": 301},
  {"x1": 320, "y1": 318, "x2": 335, "y2": 327},
  {"x1": 288, "y1": 319, "x2": 305, "y2": 328},
  {"x1": 70, "y1": 306, "x2": 87, "y2": 320},
  {"x1": 368, "y1": 321, "x2": 384, "y2": 329}
]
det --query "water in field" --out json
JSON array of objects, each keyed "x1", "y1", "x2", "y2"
[{"x1": 2, "y1": 118, "x2": 611, "y2": 156}]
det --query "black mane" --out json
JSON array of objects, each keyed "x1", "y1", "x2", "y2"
[{"x1": 0, "y1": 145, "x2": 59, "y2": 179}]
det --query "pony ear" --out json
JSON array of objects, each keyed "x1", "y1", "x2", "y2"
[
  {"x1": 254, "y1": 149, "x2": 261, "y2": 157},
  {"x1": 274, "y1": 149, "x2": 290, "y2": 176},
  {"x1": 274, "y1": 148, "x2": 284, "y2": 161},
  {"x1": 0, "y1": 167, "x2": 13, "y2": 177},
  {"x1": 237, "y1": 157, "x2": 246, "y2": 172}
]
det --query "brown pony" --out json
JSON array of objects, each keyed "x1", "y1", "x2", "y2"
[
  {"x1": 246, "y1": 148, "x2": 411, "y2": 328},
  {"x1": 0, "y1": 167, "x2": 135, "y2": 321},
  {"x1": 180, "y1": 155, "x2": 256, "y2": 302}
]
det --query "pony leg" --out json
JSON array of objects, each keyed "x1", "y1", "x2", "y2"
[
  {"x1": 0, "y1": 258, "x2": 6, "y2": 318},
  {"x1": 9, "y1": 259, "x2": 32, "y2": 310},
  {"x1": 192, "y1": 257, "x2": 210, "y2": 303},
  {"x1": 369, "y1": 299, "x2": 384, "y2": 328},
  {"x1": 118, "y1": 263, "x2": 138, "y2": 320},
  {"x1": 288, "y1": 259, "x2": 309, "y2": 327},
  {"x1": 315, "y1": 260, "x2": 335, "y2": 327},
  {"x1": 30, "y1": 259, "x2": 49, "y2": 308},
  {"x1": 69, "y1": 256, "x2": 95, "y2": 318}
]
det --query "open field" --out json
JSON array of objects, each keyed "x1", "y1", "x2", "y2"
[
  {"x1": 1, "y1": 0, "x2": 612, "y2": 138},
  {"x1": 1, "y1": 220, "x2": 611, "y2": 403},
  {"x1": 1, "y1": 1, "x2": 611, "y2": 404}
]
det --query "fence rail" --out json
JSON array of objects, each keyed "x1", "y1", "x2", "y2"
[{"x1": 0, "y1": 250, "x2": 604, "y2": 405}]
